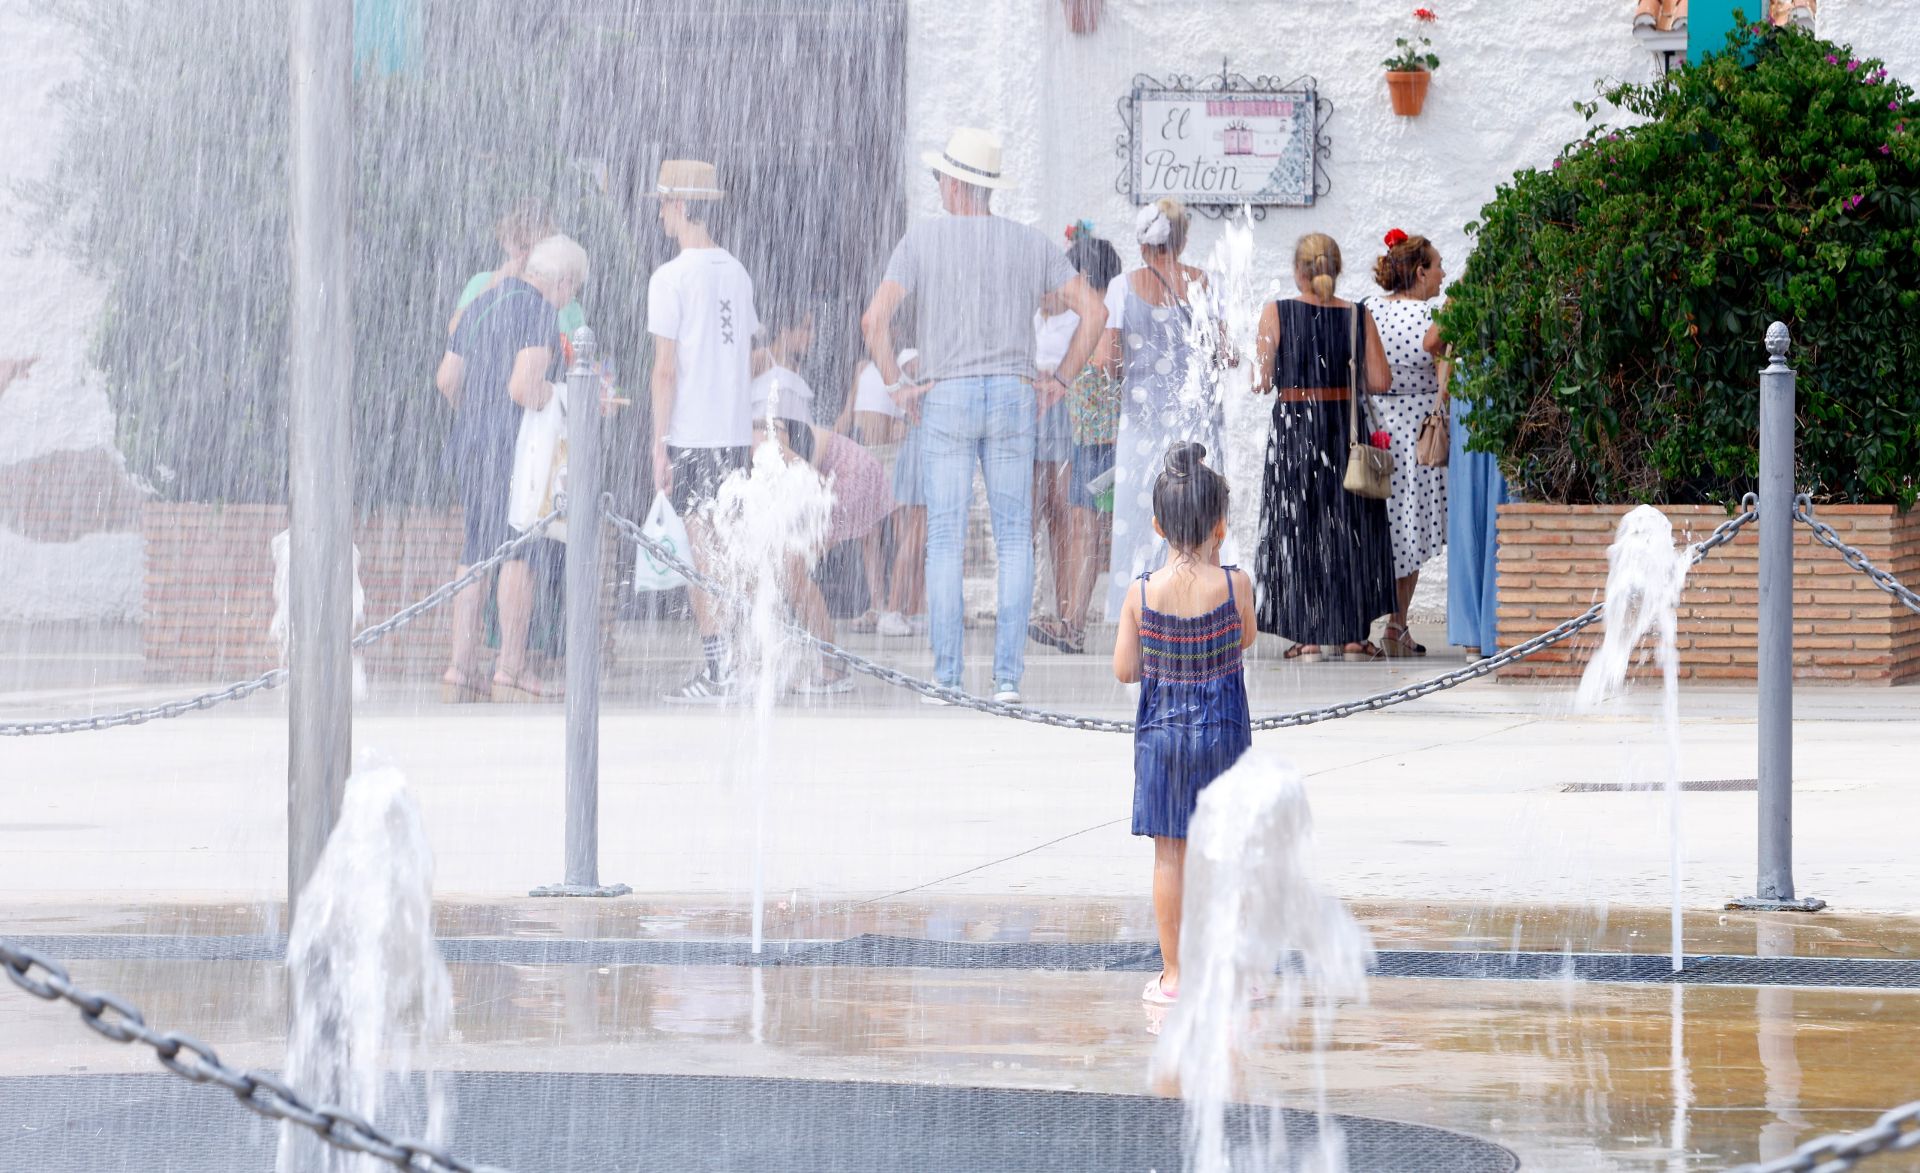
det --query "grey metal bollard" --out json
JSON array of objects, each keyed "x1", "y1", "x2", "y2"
[
  {"x1": 1730, "y1": 322, "x2": 1824, "y2": 913},
  {"x1": 286, "y1": 0, "x2": 355, "y2": 920},
  {"x1": 531, "y1": 327, "x2": 631, "y2": 899}
]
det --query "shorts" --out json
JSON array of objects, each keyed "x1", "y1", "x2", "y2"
[
  {"x1": 668, "y1": 445, "x2": 750, "y2": 515},
  {"x1": 891, "y1": 425, "x2": 925, "y2": 508},
  {"x1": 1068, "y1": 442, "x2": 1117, "y2": 511},
  {"x1": 867, "y1": 440, "x2": 903, "y2": 485},
  {"x1": 1035, "y1": 398, "x2": 1073, "y2": 464},
  {"x1": 457, "y1": 446, "x2": 525, "y2": 565}
]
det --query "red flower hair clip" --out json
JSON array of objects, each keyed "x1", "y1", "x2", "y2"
[{"x1": 1383, "y1": 228, "x2": 1410, "y2": 248}]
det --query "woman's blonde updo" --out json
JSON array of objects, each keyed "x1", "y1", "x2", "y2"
[
  {"x1": 1294, "y1": 232, "x2": 1343, "y2": 300},
  {"x1": 1373, "y1": 229, "x2": 1439, "y2": 294}
]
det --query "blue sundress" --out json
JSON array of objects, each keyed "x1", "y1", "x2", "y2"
[{"x1": 1131, "y1": 567, "x2": 1253, "y2": 839}]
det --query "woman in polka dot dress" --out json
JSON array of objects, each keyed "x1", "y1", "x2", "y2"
[
  {"x1": 1097, "y1": 197, "x2": 1232, "y2": 622},
  {"x1": 1368, "y1": 230, "x2": 1449, "y2": 656}
]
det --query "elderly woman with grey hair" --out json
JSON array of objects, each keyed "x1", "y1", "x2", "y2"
[
  {"x1": 1094, "y1": 197, "x2": 1232, "y2": 623},
  {"x1": 434, "y1": 233, "x2": 589, "y2": 703}
]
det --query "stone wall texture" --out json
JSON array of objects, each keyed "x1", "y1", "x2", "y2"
[{"x1": 1494, "y1": 504, "x2": 1920, "y2": 684}]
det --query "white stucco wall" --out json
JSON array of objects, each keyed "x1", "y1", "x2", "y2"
[
  {"x1": 0, "y1": 0, "x2": 142, "y2": 622},
  {"x1": 904, "y1": 0, "x2": 1917, "y2": 612}
]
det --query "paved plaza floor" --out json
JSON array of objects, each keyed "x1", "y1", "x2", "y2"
[{"x1": 4, "y1": 622, "x2": 1919, "y2": 1169}]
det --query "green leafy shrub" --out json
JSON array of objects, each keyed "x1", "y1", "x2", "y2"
[{"x1": 1439, "y1": 23, "x2": 1920, "y2": 506}]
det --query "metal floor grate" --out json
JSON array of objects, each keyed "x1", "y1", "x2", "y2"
[
  {"x1": 1561, "y1": 778, "x2": 1758, "y2": 793},
  {"x1": 15, "y1": 933, "x2": 1920, "y2": 989},
  {"x1": 0, "y1": 1071, "x2": 1520, "y2": 1173}
]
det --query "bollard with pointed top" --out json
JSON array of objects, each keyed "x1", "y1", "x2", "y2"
[
  {"x1": 533, "y1": 326, "x2": 631, "y2": 899},
  {"x1": 1730, "y1": 323, "x2": 1825, "y2": 913}
]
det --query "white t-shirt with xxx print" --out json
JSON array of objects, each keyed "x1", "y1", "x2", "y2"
[{"x1": 647, "y1": 247, "x2": 760, "y2": 449}]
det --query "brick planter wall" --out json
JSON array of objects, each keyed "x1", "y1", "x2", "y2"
[
  {"x1": 145, "y1": 505, "x2": 466, "y2": 682},
  {"x1": 1495, "y1": 504, "x2": 1920, "y2": 684}
]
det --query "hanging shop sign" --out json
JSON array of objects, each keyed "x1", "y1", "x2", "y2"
[{"x1": 1116, "y1": 71, "x2": 1332, "y2": 218}]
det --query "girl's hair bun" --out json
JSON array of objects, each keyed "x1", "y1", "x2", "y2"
[{"x1": 1163, "y1": 441, "x2": 1207, "y2": 478}]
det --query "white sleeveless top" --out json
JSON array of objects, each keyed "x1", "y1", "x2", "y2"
[{"x1": 852, "y1": 347, "x2": 920, "y2": 417}]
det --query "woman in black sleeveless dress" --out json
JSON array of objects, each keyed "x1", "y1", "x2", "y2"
[{"x1": 1252, "y1": 233, "x2": 1396, "y2": 658}]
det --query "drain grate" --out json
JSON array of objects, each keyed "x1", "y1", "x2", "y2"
[
  {"x1": 16, "y1": 933, "x2": 1920, "y2": 989},
  {"x1": 0, "y1": 1072, "x2": 1520, "y2": 1173},
  {"x1": 1561, "y1": 778, "x2": 1758, "y2": 793}
]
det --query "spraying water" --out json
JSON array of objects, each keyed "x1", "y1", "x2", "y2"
[
  {"x1": 1575, "y1": 505, "x2": 1694, "y2": 972},
  {"x1": 708, "y1": 409, "x2": 832, "y2": 954},
  {"x1": 1152, "y1": 751, "x2": 1373, "y2": 1173},
  {"x1": 279, "y1": 762, "x2": 451, "y2": 1173}
]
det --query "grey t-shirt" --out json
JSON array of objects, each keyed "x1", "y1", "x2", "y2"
[{"x1": 883, "y1": 214, "x2": 1079, "y2": 382}]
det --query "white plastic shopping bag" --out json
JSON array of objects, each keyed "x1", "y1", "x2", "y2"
[
  {"x1": 632, "y1": 493, "x2": 691, "y2": 593},
  {"x1": 508, "y1": 381, "x2": 568, "y2": 543}
]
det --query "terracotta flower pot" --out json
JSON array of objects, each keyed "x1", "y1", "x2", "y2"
[
  {"x1": 1386, "y1": 69, "x2": 1431, "y2": 116},
  {"x1": 1063, "y1": 0, "x2": 1102, "y2": 34}
]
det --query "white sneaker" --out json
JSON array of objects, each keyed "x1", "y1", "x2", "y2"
[
  {"x1": 792, "y1": 673, "x2": 855, "y2": 696},
  {"x1": 992, "y1": 685, "x2": 1022, "y2": 705},
  {"x1": 876, "y1": 611, "x2": 913, "y2": 638}
]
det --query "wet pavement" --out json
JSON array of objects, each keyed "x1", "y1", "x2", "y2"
[
  {"x1": 6, "y1": 900, "x2": 1920, "y2": 1169},
  {"x1": 6, "y1": 625, "x2": 1920, "y2": 1169}
]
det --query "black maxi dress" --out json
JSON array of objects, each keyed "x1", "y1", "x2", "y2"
[{"x1": 1253, "y1": 299, "x2": 1396, "y2": 644}]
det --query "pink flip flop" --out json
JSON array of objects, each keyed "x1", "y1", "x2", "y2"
[{"x1": 1141, "y1": 974, "x2": 1177, "y2": 1006}]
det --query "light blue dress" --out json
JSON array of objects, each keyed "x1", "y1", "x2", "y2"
[{"x1": 1446, "y1": 395, "x2": 1510, "y2": 656}]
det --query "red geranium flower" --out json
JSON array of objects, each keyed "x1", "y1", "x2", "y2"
[{"x1": 1413, "y1": 7, "x2": 1438, "y2": 22}]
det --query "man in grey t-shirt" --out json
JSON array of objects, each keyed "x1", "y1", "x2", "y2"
[{"x1": 861, "y1": 127, "x2": 1107, "y2": 703}]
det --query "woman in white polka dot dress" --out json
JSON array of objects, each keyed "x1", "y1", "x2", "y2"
[
  {"x1": 1097, "y1": 198, "x2": 1232, "y2": 622},
  {"x1": 1369, "y1": 229, "x2": 1449, "y2": 656}
]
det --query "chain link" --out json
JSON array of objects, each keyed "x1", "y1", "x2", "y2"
[
  {"x1": 0, "y1": 937, "x2": 506, "y2": 1172},
  {"x1": 604, "y1": 499, "x2": 1758, "y2": 735},
  {"x1": 0, "y1": 513, "x2": 559, "y2": 738},
  {"x1": 1794, "y1": 496, "x2": 1920, "y2": 616},
  {"x1": 1729, "y1": 1098, "x2": 1920, "y2": 1172}
]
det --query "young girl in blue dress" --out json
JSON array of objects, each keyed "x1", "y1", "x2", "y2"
[{"x1": 1112, "y1": 442, "x2": 1255, "y2": 1006}]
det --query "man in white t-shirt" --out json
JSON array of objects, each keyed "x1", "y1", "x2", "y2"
[{"x1": 646, "y1": 159, "x2": 760, "y2": 703}]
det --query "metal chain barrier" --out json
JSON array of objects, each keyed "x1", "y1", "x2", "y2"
[
  {"x1": 1794, "y1": 495, "x2": 1920, "y2": 616},
  {"x1": 0, "y1": 512, "x2": 560, "y2": 737},
  {"x1": 1729, "y1": 1098, "x2": 1920, "y2": 1172},
  {"x1": 605, "y1": 497, "x2": 1759, "y2": 735},
  {"x1": 0, "y1": 938, "x2": 507, "y2": 1172}
]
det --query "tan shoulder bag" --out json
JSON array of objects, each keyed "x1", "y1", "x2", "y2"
[{"x1": 1342, "y1": 302, "x2": 1394, "y2": 499}]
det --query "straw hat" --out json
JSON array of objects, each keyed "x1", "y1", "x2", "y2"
[
  {"x1": 650, "y1": 159, "x2": 724, "y2": 201},
  {"x1": 921, "y1": 128, "x2": 1013, "y2": 190}
]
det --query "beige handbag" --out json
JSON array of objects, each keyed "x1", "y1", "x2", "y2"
[
  {"x1": 1342, "y1": 303, "x2": 1394, "y2": 500},
  {"x1": 1415, "y1": 409, "x2": 1449, "y2": 467}
]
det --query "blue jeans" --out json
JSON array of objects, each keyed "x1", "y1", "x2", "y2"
[{"x1": 920, "y1": 376, "x2": 1036, "y2": 688}]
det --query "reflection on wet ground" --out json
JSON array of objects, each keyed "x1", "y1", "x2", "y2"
[
  {"x1": 15, "y1": 896, "x2": 1920, "y2": 960},
  {"x1": 7, "y1": 902, "x2": 1920, "y2": 1169}
]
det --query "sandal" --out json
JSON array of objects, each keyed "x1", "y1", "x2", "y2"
[
  {"x1": 440, "y1": 667, "x2": 489, "y2": 704},
  {"x1": 1343, "y1": 640, "x2": 1386, "y2": 661},
  {"x1": 1383, "y1": 623, "x2": 1427, "y2": 658},
  {"x1": 1028, "y1": 615, "x2": 1086, "y2": 654},
  {"x1": 1284, "y1": 643, "x2": 1323, "y2": 662},
  {"x1": 492, "y1": 671, "x2": 562, "y2": 703},
  {"x1": 850, "y1": 609, "x2": 881, "y2": 634},
  {"x1": 1141, "y1": 974, "x2": 1178, "y2": 1006}
]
